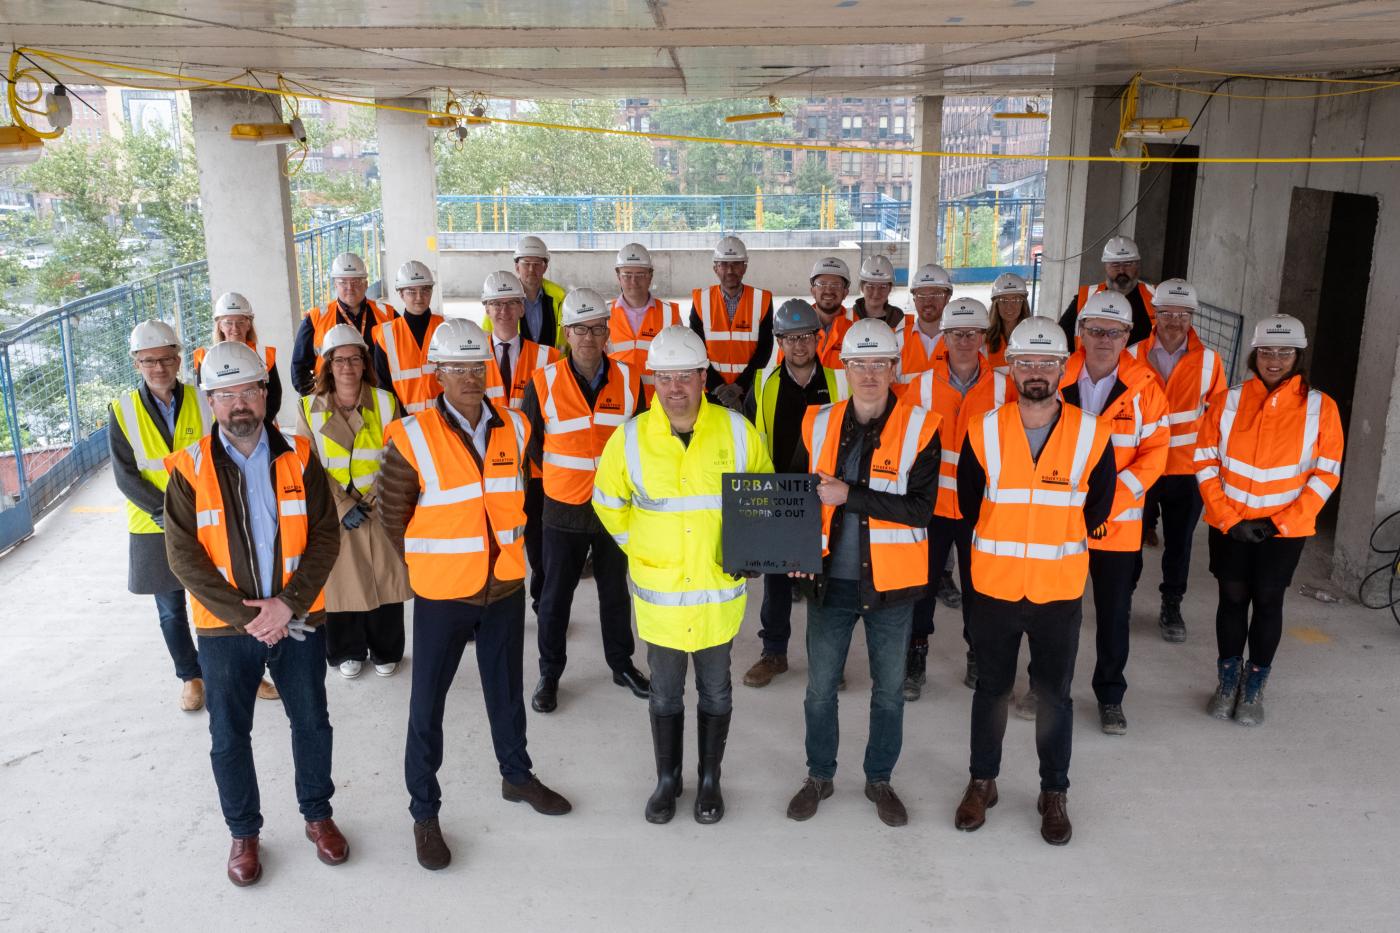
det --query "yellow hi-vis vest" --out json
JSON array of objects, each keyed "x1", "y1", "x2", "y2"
[
  {"x1": 752, "y1": 363, "x2": 849, "y2": 453},
  {"x1": 300, "y1": 388, "x2": 397, "y2": 496},
  {"x1": 112, "y1": 384, "x2": 206, "y2": 534},
  {"x1": 592, "y1": 398, "x2": 774, "y2": 652}
]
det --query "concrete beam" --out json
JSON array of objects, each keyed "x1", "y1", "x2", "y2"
[
  {"x1": 907, "y1": 95, "x2": 943, "y2": 274},
  {"x1": 190, "y1": 89, "x2": 301, "y2": 424},
  {"x1": 375, "y1": 98, "x2": 441, "y2": 311}
]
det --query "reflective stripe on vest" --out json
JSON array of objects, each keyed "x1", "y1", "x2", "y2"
[
  {"x1": 608, "y1": 299, "x2": 682, "y2": 395},
  {"x1": 485, "y1": 340, "x2": 556, "y2": 410},
  {"x1": 302, "y1": 387, "x2": 394, "y2": 495},
  {"x1": 538, "y1": 358, "x2": 638, "y2": 504},
  {"x1": 753, "y1": 363, "x2": 848, "y2": 452},
  {"x1": 115, "y1": 385, "x2": 207, "y2": 534},
  {"x1": 375, "y1": 315, "x2": 443, "y2": 414},
  {"x1": 1205, "y1": 384, "x2": 1323, "y2": 510},
  {"x1": 309, "y1": 300, "x2": 395, "y2": 376},
  {"x1": 697, "y1": 285, "x2": 771, "y2": 380}
]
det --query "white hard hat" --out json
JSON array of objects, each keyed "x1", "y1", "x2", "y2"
[
  {"x1": 713, "y1": 235, "x2": 748, "y2": 262},
  {"x1": 200, "y1": 340, "x2": 268, "y2": 390},
  {"x1": 1101, "y1": 236, "x2": 1140, "y2": 264},
  {"x1": 1251, "y1": 314, "x2": 1308, "y2": 350},
  {"x1": 909, "y1": 263, "x2": 953, "y2": 291},
  {"x1": 840, "y1": 318, "x2": 900, "y2": 360},
  {"x1": 647, "y1": 325, "x2": 709, "y2": 371},
  {"x1": 319, "y1": 323, "x2": 367, "y2": 357},
  {"x1": 329, "y1": 252, "x2": 368, "y2": 279},
  {"x1": 940, "y1": 298, "x2": 991, "y2": 331},
  {"x1": 481, "y1": 270, "x2": 525, "y2": 302},
  {"x1": 615, "y1": 242, "x2": 653, "y2": 270},
  {"x1": 561, "y1": 288, "x2": 610, "y2": 326},
  {"x1": 394, "y1": 260, "x2": 435, "y2": 289},
  {"x1": 428, "y1": 318, "x2": 492, "y2": 363},
  {"x1": 129, "y1": 319, "x2": 180, "y2": 355},
  {"x1": 1006, "y1": 317, "x2": 1069, "y2": 359},
  {"x1": 1079, "y1": 290, "x2": 1134, "y2": 328},
  {"x1": 858, "y1": 255, "x2": 895, "y2": 284},
  {"x1": 810, "y1": 256, "x2": 851, "y2": 284},
  {"x1": 991, "y1": 272, "x2": 1029, "y2": 298},
  {"x1": 213, "y1": 291, "x2": 253, "y2": 319},
  {"x1": 1154, "y1": 278, "x2": 1198, "y2": 312},
  {"x1": 513, "y1": 235, "x2": 550, "y2": 261}
]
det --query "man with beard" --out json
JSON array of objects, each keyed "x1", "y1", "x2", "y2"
[
  {"x1": 1058, "y1": 236, "x2": 1156, "y2": 350},
  {"x1": 809, "y1": 257, "x2": 854, "y2": 368},
  {"x1": 163, "y1": 341, "x2": 345, "y2": 885},
  {"x1": 895, "y1": 263, "x2": 954, "y2": 386},
  {"x1": 953, "y1": 317, "x2": 1117, "y2": 847},
  {"x1": 689, "y1": 235, "x2": 774, "y2": 412}
]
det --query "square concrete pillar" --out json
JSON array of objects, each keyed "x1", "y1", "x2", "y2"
[
  {"x1": 907, "y1": 96, "x2": 944, "y2": 275},
  {"x1": 190, "y1": 89, "x2": 302, "y2": 424},
  {"x1": 376, "y1": 98, "x2": 441, "y2": 310}
]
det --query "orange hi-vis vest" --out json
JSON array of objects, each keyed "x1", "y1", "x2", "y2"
[
  {"x1": 1127, "y1": 330, "x2": 1227, "y2": 475},
  {"x1": 486, "y1": 337, "x2": 560, "y2": 411},
  {"x1": 374, "y1": 314, "x2": 444, "y2": 414},
  {"x1": 194, "y1": 342, "x2": 276, "y2": 377},
  {"x1": 816, "y1": 313, "x2": 853, "y2": 369},
  {"x1": 382, "y1": 405, "x2": 530, "y2": 600},
  {"x1": 533, "y1": 358, "x2": 640, "y2": 505},
  {"x1": 608, "y1": 297, "x2": 683, "y2": 399},
  {"x1": 966, "y1": 401, "x2": 1113, "y2": 603},
  {"x1": 692, "y1": 284, "x2": 773, "y2": 383},
  {"x1": 910, "y1": 357, "x2": 1012, "y2": 520},
  {"x1": 306, "y1": 299, "x2": 397, "y2": 376},
  {"x1": 166, "y1": 432, "x2": 325, "y2": 629},
  {"x1": 1060, "y1": 351, "x2": 1169, "y2": 551},
  {"x1": 802, "y1": 398, "x2": 941, "y2": 592},
  {"x1": 1076, "y1": 281, "x2": 1156, "y2": 326},
  {"x1": 895, "y1": 318, "x2": 947, "y2": 387},
  {"x1": 1193, "y1": 375, "x2": 1344, "y2": 538}
]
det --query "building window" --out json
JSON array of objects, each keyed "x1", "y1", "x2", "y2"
[
  {"x1": 894, "y1": 115, "x2": 906, "y2": 137},
  {"x1": 779, "y1": 149, "x2": 794, "y2": 173},
  {"x1": 841, "y1": 115, "x2": 863, "y2": 139},
  {"x1": 878, "y1": 116, "x2": 889, "y2": 139},
  {"x1": 840, "y1": 151, "x2": 860, "y2": 174},
  {"x1": 877, "y1": 152, "x2": 889, "y2": 176},
  {"x1": 806, "y1": 115, "x2": 828, "y2": 139}
]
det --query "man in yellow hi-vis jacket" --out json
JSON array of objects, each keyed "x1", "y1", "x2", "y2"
[{"x1": 593, "y1": 325, "x2": 773, "y2": 827}]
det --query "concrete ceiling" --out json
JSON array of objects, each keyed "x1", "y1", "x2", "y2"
[{"x1": 7, "y1": 0, "x2": 1400, "y2": 101}]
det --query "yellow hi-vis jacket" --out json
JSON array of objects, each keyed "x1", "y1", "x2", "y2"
[
  {"x1": 111, "y1": 383, "x2": 206, "y2": 534},
  {"x1": 592, "y1": 398, "x2": 773, "y2": 652}
]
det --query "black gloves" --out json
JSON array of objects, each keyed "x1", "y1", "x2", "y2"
[
  {"x1": 341, "y1": 501, "x2": 370, "y2": 531},
  {"x1": 151, "y1": 510, "x2": 165, "y2": 530},
  {"x1": 1088, "y1": 523, "x2": 1108, "y2": 540},
  {"x1": 1229, "y1": 519, "x2": 1277, "y2": 544}
]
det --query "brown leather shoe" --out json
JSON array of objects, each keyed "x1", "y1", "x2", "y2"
[
  {"x1": 785, "y1": 777, "x2": 834, "y2": 821},
  {"x1": 227, "y1": 835, "x2": 261, "y2": 887},
  {"x1": 257, "y1": 678, "x2": 279, "y2": 701},
  {"x1": 502, "y1": 775, "x2": 572, "y2": 815},
  {"x1": 864, "y1": 781, "x2": 908, "y2": 827},
  {"x1": 414, "y1": 817, "x2": 451, "y2": 870},
  {"x1": 1037, "y1": 791, "x2": 1072, "y2": 846},
  {"x1": 305, "y1": 818, "x2": 349, "y2": 865},
  {"x1": 742, "y1": 653, "x2": 788, "y2": 688},
  {"x1": 180, "y1": 678, "x2": 205, "y2": 712},
  {"x1": 954, "y1": 778, "x2": 999, "y2": 831}
]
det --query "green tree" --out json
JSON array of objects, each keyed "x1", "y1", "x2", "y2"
[
  {"x1": 650, "y1": 99, "x2": 799, "y2": 195},
  {"x1": 124, "y1": 116, "x2": 204, "y2": 263},
  {"x1": 792, "y1": 152, "x2": 837, "y2": 194}
]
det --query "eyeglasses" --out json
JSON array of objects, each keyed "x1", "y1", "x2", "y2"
[
  {"x1": 209, "y1": 387, "x2": 264, "y2": 404},
  {"x1": 1256, "y1": 348, "x2": 1298, "y2": 360},
  {"x1": 484, "y1": 299, "x2": 524, "y2": 312},
  {"x1": 845, "y1": 359, "x2": 893, "y2": 374},
  {"x1": 910, "y1": 289, "x2": 949, "y2": 300},
  {"x1": 437, "y1": 363, "x2": 488, "y2": 377},
  {"x1": 1010, "y1": 359, "x2": 1062, "y2": 372},
  {"x1": 1081, "y1": 326, "x2": 1130, "y2": 340},
  {"x1": 329, "y1": 355, "x2": 364, "y2": 369},
  {"x1": 618, "y1": 271, "x2": 650, "y2": 281},
  {"x1": 777, "y1": 332, "x2": 818, "y2": 345},
  {"x1": 398, "y1": 286, "x2": 433, "y2": 298},
  {"x1": 515, "y1": 258, "x2": 547, "y2": 270},
  {"x1": 567, "y1": 324, "x2": 610, "y2": 337},
  {"x1": 135, "y1": 355, "x2": 180, "y2": 370},
  {"x1": 652, "y1": 370, "x2": 702, "y2": 386},
  {"x1": 944, "y1": 328, "x2": 983, "y2": 342},
  {"x1": 1155, "y1": 310, "x2": 1193, "y2": 321}
]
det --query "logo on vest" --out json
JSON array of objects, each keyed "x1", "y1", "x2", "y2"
[
  {"x1": 281, "y1": 483, "x2": 303, "y2": 496},
  {"x1": 491, "y1": 450, "x2": 515, "y2": 467},
  {"x1": 1041, "y1": 469, "x2": 1069, "y2": 487}
]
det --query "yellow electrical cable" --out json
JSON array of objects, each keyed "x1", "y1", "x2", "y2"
[
  {"x1": 20, "y1": 46, "x2": 1400, "y2": 166},
  {"x1": 1139, "y1": 77, "x2": 1400, "y2": 101},
  {"x1": 6, "y1": 51, "x2": 66, "y2": 139},
  {"x1": 1145, "y1": 66, "x2": 1400, "y2": 86}
]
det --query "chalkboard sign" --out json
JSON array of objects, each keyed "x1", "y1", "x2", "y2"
[{"x1": 721, "y1": 472, "x2": 823, "y2": 575}]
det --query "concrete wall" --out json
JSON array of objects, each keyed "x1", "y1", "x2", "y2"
[{"x1": 436, "y1": 245, "x2": 864, "y2": 299}]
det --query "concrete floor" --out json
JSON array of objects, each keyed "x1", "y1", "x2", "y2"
[{"x1": 2, "y1": 464, "x2": 1398, "y2": 933}]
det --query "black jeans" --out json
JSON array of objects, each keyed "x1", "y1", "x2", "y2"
[
  {"x1": 757, "y1": 573, "x2": 795, "y2": 655},
  {"x1": 647, "y1": 640, "x2": 733, "y2": 717},
  {"x1": 405, "y1": 591, "x2": 532, "y2": 823},
  {"x1": 911, "y1": 515, "x2": 974, "y2": 643},
  {"x1": 968, "y1": 595, "x2": 1081, "y2": 792},
  {"x1": 1089, "y1": 549, "x2": 1143, "y2": 706},
  {"x1": 537, "y1": 525, "x2": 635, "y2": 677},
  {"x1": 525, "y1": 478, "x2": 545, "y2": 612},
  {"x1": 1146, "y1": 474, "x2": 1204, "y2": 600},
  {"x1": 324, "y1": 603, "x2": 405, "y2": 665},
  {"x1": 155, "y1": 589, "x2": 201, "y2": 681},
  {"x1": 198, "y1": 628, "x2": 334, "y2": 837}
]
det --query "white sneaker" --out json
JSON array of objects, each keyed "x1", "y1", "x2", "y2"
[
  {"x1": 374, "y1": 661, "x2": 399, "y2": 677},
  {"x1": 339, "y1": 659, "x2": 364, "y2": 679}
]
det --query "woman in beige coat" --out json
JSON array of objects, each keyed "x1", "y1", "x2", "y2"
[{"x1": 298, "y1": 324, "x2": 413, "y2": 678}]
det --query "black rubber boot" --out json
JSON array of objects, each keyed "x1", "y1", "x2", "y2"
[
  {"x1": 694, "y1": 710, "x2": 731, "y2": 824},
  {"x1": 644, "y1": 712, "x2": 684, "y2": 824}
]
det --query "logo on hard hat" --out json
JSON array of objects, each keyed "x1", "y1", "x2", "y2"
[
  {"x1": 1267, "y1": 324, "x2": 1290, "y2": 333},
  {"x1": 857, "y1": 337, "x2": 878, "y2": 348},
  {"x1": 1030, "y1": 336, "x2": 1050, "y2": 345},
  {"x1": 216, "y1": 363, "x2": 241, "y2": 377}
]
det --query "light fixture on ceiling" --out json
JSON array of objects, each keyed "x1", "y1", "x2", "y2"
[
  {"x1": 229, "y1": 117, "x2": 307, "y2": 146},
  {"x1": 45, "y1": 85, "x2": 74, "y2": 129},
  {"x1": 725, "y1": 96, "x2": 785, "y2": 124},
  {"x1": 1115, "y1": 74, "x2": 1191, "y2": 150},
  {"x1": 994, "y1": 102, "x2": 1048, "y2": 120},
  {"x1": 0, "y1": 125, "x2": 45, "y2": 165}
]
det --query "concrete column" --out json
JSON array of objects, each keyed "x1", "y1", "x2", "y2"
[
  {"x1": 376, "y1": 98, "x2": 440, "y2": 310},
  {"x1": 907, "y1": 95, "x2": 944, "y2": 275},
  {"x1": 190, "y1": 89, "x2": 301, "y2": 424}
]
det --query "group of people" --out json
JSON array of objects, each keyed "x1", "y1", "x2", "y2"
[{"x1": 109, "y1": 231, "x2": 1343, "y2": 886}]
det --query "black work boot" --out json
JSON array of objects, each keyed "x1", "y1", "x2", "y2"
[
  {"x1": 1234, "y1": 661, "x2": 1271, "y2": 726},
  {"x1": 1206, "y1": 656, "x2": 1242, "y2": 720},
  {"x1": 644, "y1": 711, "x2": 684, "y2": 824},
  {"x1": 902, "y1": 642, "x2": 929, "y2": 701},
  {"x1": 1159, "y1": 596, "x2": 1187, "y2": 643},
  {"x1": 694, "y1": 710, "x2": 731, "y2": 824}
]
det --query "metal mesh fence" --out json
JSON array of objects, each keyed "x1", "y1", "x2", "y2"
[{"x1": 1195, "y1": 300, "x2": 1246, "y2": 382}]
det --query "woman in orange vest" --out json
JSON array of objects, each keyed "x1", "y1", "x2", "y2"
[
  {"x1": 785, "y1": 319, "x2": 941, "y2": 828},
  {"x1": 1194, "y1": 314, "x2": 1343, "y2": 727},
  {"x1": 984, "y1": 272, "x2": 1031, "y2": 369},
  {"x1": 193, "y1": 291, "x2": 283, "y2": 417}
]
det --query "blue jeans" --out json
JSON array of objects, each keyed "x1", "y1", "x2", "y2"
[
  {"x1": 647, "y1": 640, "x2": 733, "y2": 717},
  {"x1": 197, "y1": 629, "x2": 335, "y2": 837},
  {"x1": 804, "y1": 578, "x2": 913, "y2": 783},
  {"x1": 155, "y1": 590, "x2": 201, "y2": 681}
]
